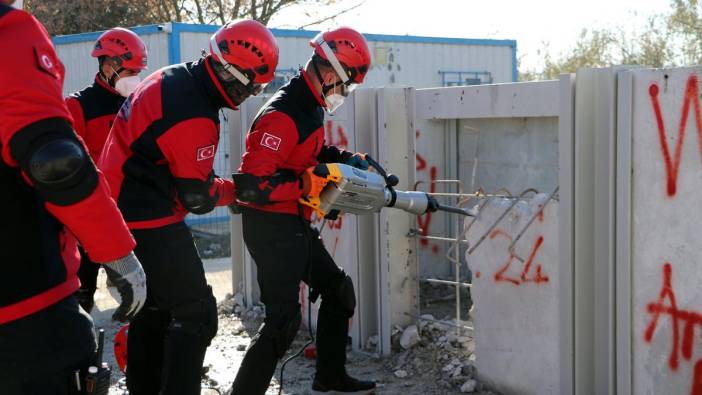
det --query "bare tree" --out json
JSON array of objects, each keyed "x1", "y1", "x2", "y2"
[{"x1": 27, "y1": 0, "x2": 363, "y2": 36}]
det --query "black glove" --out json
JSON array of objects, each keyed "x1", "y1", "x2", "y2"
[
  {"x1": 425, "y1": 194, "x2": 439, "y2": 213},
  {"x1": 345, "y1": 153, "x2": 370, "y2": 170},
  {"x1": 103, "y1": 252, "x2": 147, "y2": 322},
  {"x1": 228, "y1": 203, "x2": 242, "y2": 214}
]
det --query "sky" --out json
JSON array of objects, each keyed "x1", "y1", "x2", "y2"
[{"x1": 268, "y1": 0, "x2": 672, "y2": 72}]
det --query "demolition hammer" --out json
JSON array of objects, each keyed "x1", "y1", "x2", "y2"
[{"x1": 299, "y1": 155, "x2": 475, "y2": 219}]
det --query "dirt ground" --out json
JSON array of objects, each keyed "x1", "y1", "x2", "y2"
[{"x1": 92, "y1": 258, "x2": 496, "y2": 395}]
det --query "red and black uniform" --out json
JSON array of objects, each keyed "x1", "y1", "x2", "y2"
[
  {"x1": 230, "y1": 72, "x2": 358, "y2": 394},
  {"x1": 99, "y1": 58, "x2": 234, "y2": 229},
  {"x1": 67, "y1": 74, "x2": 125, "y2": 159},
  {"x1": 0, "y1": 5, "x2": 135, "y2": 393},
  {"x1": 235, "y1": 71, "x2": 353, "y2": 217},
  {"x1": 66, "y1": 74, "x2": 126, "y2": 312},
  {"x1": 98, "y1": 57, "x2": 233, "y2": 394}
]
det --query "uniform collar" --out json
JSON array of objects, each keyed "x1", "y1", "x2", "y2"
[
  {"x1": 195, "y1": 56, "x2": 238, "y2": 110},
  {"x1": 298, "y1": 69, "x2": 326, "y2": 109},
  {"x1": 94, "y1": 73, "x2": 121, "y2": 96}
]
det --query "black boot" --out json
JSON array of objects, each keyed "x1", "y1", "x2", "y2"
[{"x1": 312, "y1": 370, "x2": 376, "y2": 394}]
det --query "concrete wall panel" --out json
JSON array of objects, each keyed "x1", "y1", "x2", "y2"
[
  {"x1": 627, "y1": 67, "x2": 702, "y2": 395},
  {"x1": 465, "y1": 195, "x2": 560, "y2": 395}
]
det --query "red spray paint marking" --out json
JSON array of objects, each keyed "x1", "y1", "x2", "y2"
[
  {"x1": 694, "y1": 361, "x2": 702, "y2": 395},
  {"x1": 649, "y1": 75, "x2": 702, "y2": 197},
  {"x1": 416, "y1": 153, "x2": 427, "y2": 172},
  {"x1": 537, "y1": 205, "x2": 545, "y2": 223},
  {"x1": 519, "y1": 235, "x2": 548, "y2": 283},
  {"x1": 416, "y1": 166, "x2": 438, "y2": 247},
  {"x1": 414, "y1": 129, "x2": 440, "y2": 253},
  {"x1": 644, "y1": 262, "x2": 702, "y2": 394},
  {"x1": 326, "y1": 120, "x2": 349, "y2": 149},
  {"x1": 489, "y1": 229, "x2": 549, "y2": 286}
]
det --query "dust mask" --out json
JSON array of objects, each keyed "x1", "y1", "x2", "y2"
[
  {"x1": 323, "y1": 84, "x2": 345, "y2": 114},
  {"x1": 115, "y1": 75, "x2": 141, "y2": 97}
]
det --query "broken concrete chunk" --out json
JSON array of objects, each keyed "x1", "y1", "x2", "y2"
[
  {"x1": 400, "y1": 325, "x2": 420, "y2": 349},
  {"x1": 460, "y1": 379, "x2": 477, "y2": 393},
  {"x1": 394, "y1": 369, "x2": 408, "y2": 378},
  {"x1": 231, "y1": 321, "x2": 244, "y2": 335},
  {"x1": 461, "y1": 363, "x2": 476, "y2": 378},
  {"x1": 365, "y1": 334, "x2": 379, "y2": 350},
  {"x1": 233, "y1": 292, "x2": 245, "y2": 307},
  {"x1": 418, "y1": 314, "x2": 435, "y2": 331}
]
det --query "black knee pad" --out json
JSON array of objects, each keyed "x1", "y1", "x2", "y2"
[
  {"x1": 168, "y1": 288, "x2": 218, "y2": 342},
  {"x1": 320, "y1": 272, "x2": 356, "y2": 317},
  {"x1": 257, "y1": 303, "x2": 301, "y2": 358}
]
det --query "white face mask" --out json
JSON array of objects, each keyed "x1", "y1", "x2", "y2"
[
  {"x1": 12, "y1": 0, "x2": 23, "y2": 9},
  {"x1": 323, "y1": 84, "x2": 345, "y2": 114},
  {"x1": 115, "y1": 75, "x2": 141, "y2": 97}
]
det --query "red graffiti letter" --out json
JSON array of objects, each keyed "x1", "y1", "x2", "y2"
[{"x1": 649, "y1": 75, "x2": 702, "y2": 197}]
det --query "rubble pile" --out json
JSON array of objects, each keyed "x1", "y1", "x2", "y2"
[
  {"x1": 379, "y1": 314, "x2": 499, "y2": 394},
  {"x1": 186, "y1": 293, "x2": 501, "y2": 394}
]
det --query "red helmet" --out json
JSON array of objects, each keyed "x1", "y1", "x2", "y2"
[
  {"x1": 114, "y1": 324, "x2": 129, "y2": 373},
  {"x1": 209, "y1": 19, "x2": 279, "y2": 87},
  {"x1": 92, "y1": 28, "x2": 148, "y2": 71},
  {"x1": 310, "y1": 27, "x2": 371, "y2": 85}
]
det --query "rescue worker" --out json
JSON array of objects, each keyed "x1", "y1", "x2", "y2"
[
  {"x1": 98, "y1": 20, "x2": 279, "y2": 394},
  {"x1": 230, "y1": 26, "x2": 376, "y2": 394},
  {"x1": 0, "y1": 1, "x2": 147, "y2": 394},
  {"x1": 66, "y1": 27, "x2": 148, "y2": 313}
]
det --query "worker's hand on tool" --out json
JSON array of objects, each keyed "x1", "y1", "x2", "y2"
[
  {"x1": 302, "y1": 165, "x2": 331, "y2": 197},
  {"x1": 425, "y1": 194, "x2": 440, "y2": 213},
  {"x1": 228, "y1": 202, "x2": 242, "y2": 214},
  {"x1": 102, "y1": 251, "x2": 147, "y2": 322},
  {"x1": 345, "y1": 152, "x2": 370, "y2": 170}
]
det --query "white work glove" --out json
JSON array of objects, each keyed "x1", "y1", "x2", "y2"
[{"x1": 103, "y1": 252, "x2": 147, "y2": 322}]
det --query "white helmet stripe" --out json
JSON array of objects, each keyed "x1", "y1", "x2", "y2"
[
  {"x1": 209, "y1": 35, "x2": 251, "y2": 86},
  {"x1": 316, "y1": 38, "x2": 349, "y2": 84}
]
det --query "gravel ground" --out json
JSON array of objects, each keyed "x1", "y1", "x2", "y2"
[{"x1": 89, "y1": 258, "x2": 497, "y2": 394}]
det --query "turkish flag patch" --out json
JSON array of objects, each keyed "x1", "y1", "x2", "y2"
[
  {"x1": 34, "y1": 47, "x2": 60, "y2": 79},
  {"x1": 197, "y1": 144, "x2": 216, "y2": 161},
  {"x1": 260, "y1": 132, "x2": 282, "y2": 151}
]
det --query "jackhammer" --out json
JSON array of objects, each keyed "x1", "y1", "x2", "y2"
[{"x1": 299, "y1": 155, "x2": 475, "y2": 218}]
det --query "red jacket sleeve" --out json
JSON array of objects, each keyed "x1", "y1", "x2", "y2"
[
  {"x1": 0, "y1": 10, "x2": 135, "y2": 263},
  {"x1": 157, "y1": 117, "x2": 235, "y2": 210},
  {"x1": 65, "y1": 97, "x2": 86, "y2": 141},
  {"x1": 0, "y1": 9, "x2": 71, "y2": 166},
  {"x1": 237, "y1": 111, "x2": 303, "y2": 203}
]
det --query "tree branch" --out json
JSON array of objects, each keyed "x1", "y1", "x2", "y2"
[{"x1": 296, "y1": 0, "x2": 365, "y2": 29}]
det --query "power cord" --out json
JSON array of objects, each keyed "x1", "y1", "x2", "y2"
[{"x1": 278, "y1": 287, "x2": 314, "y2": 395}]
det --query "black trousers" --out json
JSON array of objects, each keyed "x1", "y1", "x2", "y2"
[
  {"x1": 126, "y1": 222, "x2": 217, "y2": 395},
  {"x1": 0, "y1": 296, "x2": 96, "y2": 395},
  {"x1": 75, "y1": 246, "x2": 100, "y2": 312},
  {"x1": 230, "y1": 207, "x2": 352, "y2": 395}
]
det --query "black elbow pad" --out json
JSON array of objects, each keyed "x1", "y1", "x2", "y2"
[{"x1": 11, "y1": 118, "x2": 98, "y2": 206}]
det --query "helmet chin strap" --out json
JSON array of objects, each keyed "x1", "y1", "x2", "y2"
[
  {"x1": 107, "y1": 66, "x2": 124, "y2": 88},
  {"x1": 312, "y1": 57, "x2": 344, "y2": 104}
]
